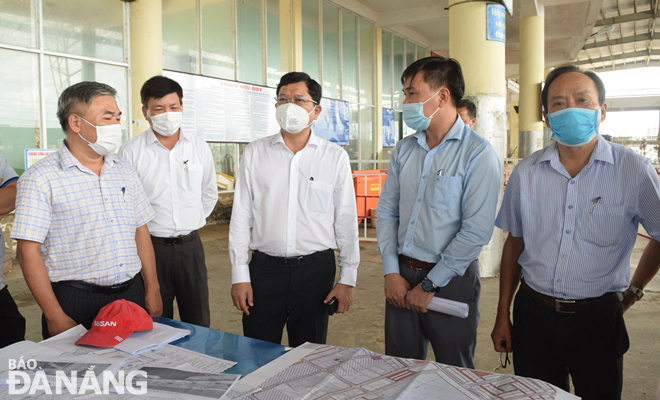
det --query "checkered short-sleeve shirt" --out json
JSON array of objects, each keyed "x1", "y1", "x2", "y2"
[{"x1": 11, "y1": 143, "x2": 155, "y2": 286}]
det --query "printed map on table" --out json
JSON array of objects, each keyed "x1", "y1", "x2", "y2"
[{"x1": 240, "y1": 345, "x2": 576, "y2": 400}]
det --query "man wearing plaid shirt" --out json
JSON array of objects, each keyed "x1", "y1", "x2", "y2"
[{"x1": 12, "y1": 82, "x2": 162, "y2": 339}]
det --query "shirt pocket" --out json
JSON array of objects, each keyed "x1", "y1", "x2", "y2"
[
  {"x1": 179, "y1": 163, "x2": 203, "y2": 193},
  {"x1": 431, "y1": 176, "x2": 461, "y2": 210},
  {"x1": 306, "y1": 181, "x2": 333, "y2": 213},
  {"x1": 579, "y1": 204, "x2": 628, "y2": 247}
]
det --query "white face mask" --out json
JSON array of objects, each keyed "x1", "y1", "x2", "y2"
[
  {"x1": 275, "y1": 103, "x2": 315, "y2": 134},
  {"x1": 78, "y1": 117, "x2": 123, "y2": 156},
  {"x1": 148, "y1": 111, "x2": 183, "y2": 137}
]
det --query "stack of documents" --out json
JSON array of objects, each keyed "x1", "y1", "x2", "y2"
[
  {"x1": 426, "y1": 297, "x2": 469, "y2": 318},
  {"x1": 115, "y1": 322, "x2": 191, "y2": 355}
]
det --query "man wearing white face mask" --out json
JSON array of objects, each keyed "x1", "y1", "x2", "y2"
[
  {"x1": 119, "y1": 76, "x2": 217, "y2": 327},
  {"x1": 12, "y1": 81, "x2": 162, "y2": 338},
  {"x1": 491, "y1": 65, "x2": 660, "y2": 398},
  {"x1": 229, "y1": 72, "x2": 359, "y2": 347},
  {"x1": 377, "y1": 57, "x2": 501, "y2": 368}
]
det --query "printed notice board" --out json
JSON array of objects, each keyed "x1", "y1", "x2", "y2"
[
  {"x1": 486, "y1": 4, "x2": 506, "y2": 43},
  {"x1": 382, "y1": 108, "x2": 395, "y2": 147},
  {"x1": 164, "y1": 70, "x2": 350, "y2": 144},
  {"x1": 25, "y1": 148, "x2": 57, "y2": 170},
  {"x1": 313, "y1": 98, "x2": 350, "y2": 146}
]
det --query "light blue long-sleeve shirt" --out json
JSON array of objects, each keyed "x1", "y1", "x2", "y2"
[{"x1": 376, "y1": 116, "x2": 502, "y2": 287}]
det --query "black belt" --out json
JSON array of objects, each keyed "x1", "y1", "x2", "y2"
[
  {"x1": 252, "y1": 249, "x2": 334, "y2": 267},
  {"x1": 151, "y1": 230, "x2": 199, "y2": 246},
  {"x1": 520, "y1": 279, "x2": 623, "y2": 314},
  {"x1": 55, "y1": 274, "x2": 139, "y2": 295},
  {"x1": 399, "y1": 255, "x2": 436, "y2": 270}
]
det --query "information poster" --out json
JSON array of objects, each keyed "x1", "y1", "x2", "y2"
[
  {"x1": 313, "y1": 98, "x2": 350, "y2": 146},
  {"x1": 486, "y1": 4, "x2": 506, "y2": 43},
  {"x1": 24, "y1": 148, "x2": 57, "y2": 170},
  {"x1": 164, "y1": 70, "x2": 279, "y2": 142},
  {"x1": 382, "y1": 108, "x2": 395, "y2": 147}
]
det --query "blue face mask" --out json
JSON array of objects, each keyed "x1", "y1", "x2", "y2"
[
  {"x1": 547, "y1": 108, "x2": 599, "y2": 147},
  {"x1": 402, "y1": 89, "x2": 441, "y2": 131}
]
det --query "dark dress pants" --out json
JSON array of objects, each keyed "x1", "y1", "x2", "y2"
[
  {"x1": 512, "y1": 287, "x2": 629, "y2": 400},
  {"x1": 0, "y1": 286, "x2": 25, "y2": 348},
  {"x1": 243, "y1": 249, "x2": 336, "y2": 347},
  {"x1": 385, "y1": 259, "x2": 480, "y2": 368}
]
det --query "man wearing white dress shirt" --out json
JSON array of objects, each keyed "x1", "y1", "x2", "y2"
[
  {"x1": 229, "y1": 72, "x2": 359, "y2": 346},
  {"x1": 119, "y1": 76, "x2": 218, "y2": 327}
]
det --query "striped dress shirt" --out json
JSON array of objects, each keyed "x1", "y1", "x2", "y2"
[
  {"x1": 11, "y1": 142, "x2": 155, "y2": 286},
  {"x1": 496, "y1": 135, "x2": 660, "y2": 299}
]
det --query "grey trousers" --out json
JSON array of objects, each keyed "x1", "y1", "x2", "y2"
[{"x1": 385, "y1": 259, "x2": 480, "y2": 368}]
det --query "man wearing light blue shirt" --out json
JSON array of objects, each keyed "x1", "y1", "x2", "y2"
[
  {"x1": 377, "y1": 57, "x2": 501, "y2": 368},
  {"x1": 491, "y1": 65, "x2": 660, "y2": 398}
]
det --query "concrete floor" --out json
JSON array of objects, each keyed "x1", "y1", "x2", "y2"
[{"x1": 5, "y1": 223, "x2": 660, "y2": 398}]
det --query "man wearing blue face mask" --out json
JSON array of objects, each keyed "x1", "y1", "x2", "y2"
[
  {"x1": 376, "y1": 56, "x2": 501, "y2": 368},
  {"x1": 12, "y1": 81, "x2": 162, "y2": 339},
  {"x1": 491, "y1": 65, "x2": 660, "y2": 398}
]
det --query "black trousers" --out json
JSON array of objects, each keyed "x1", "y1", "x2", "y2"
[
  {"x1": 0, "y1": 286, "x2": 25, "y2": 348},
  {"x1": 512, "y1": 287, "x2": 629, "y2": 399},
  {"x1": 42, "y1": 273, "x2": 145, "y2": 340},
  {"x1": 243, "y1": 249, "x2": 336, "y2": 347},
  {"x1": 152, "y1": 235, "x2": 210, "y2": 327}
]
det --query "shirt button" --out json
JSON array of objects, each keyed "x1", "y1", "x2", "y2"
[
  {"x1": 119, "y1": 263, "x2": 123, "y2": 267},
  {"x1": 568, "y1": 205, "x2": 573, "y2": 209},
  {"x1": 410, "y1": 221, "x2": 415, "y2": 225},
  {"x1": 422, "y1": 175, "x2": 427, "y2": 179},
  {"x1": 104, "y1": 197, "x2": 108, "y2": 201},
  {"x1": 405, "y1": 243, "x2": 410, "y2": 247},
  {"x1": 417, "y1": 198, "x2": 422, "y2": 203},
  {"x1": 561, "y1": 254, "x2": 567, "y2": 259},
  {"x1": 565, "y1": 229, "x2": 571, "y2": 234},
  {"x1": 557, "y1": 279, "x2": 561, "y2": 283},
  {"x1": 570, "y1": 180, "x2": 575, "y2": 184},
  {"x1": 111, "y1": 219, "x2": 114, "y2": 223}
]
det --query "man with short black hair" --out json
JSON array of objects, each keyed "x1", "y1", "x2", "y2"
[
  {"x1": 119, "y1": 76, "x2": 217, "y2": 327},
  {"x1": 377, "y1": 57, "x2": 501, "y2": 368},
  {"x1": 13, "y1": 81, "x2": 162, "y2": 339},
  {"x1": 229, "y1": 71, "x2": 359, "y2": 347},
  {"x1": 457, "y1": 99, "x2": 477, "y2": 129},
  {"x1": 491, "y1": 65, "x2": 660, "y2": 398}
]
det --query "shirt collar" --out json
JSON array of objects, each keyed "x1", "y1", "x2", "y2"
[
  {"x1": 146, "y1": 127, "x2": 187, "y2": 147},
  {"x1": 413, "y1": 114, "x2": 464, "y2": 150},
  {"x1": 536, "y1": 135, "x2": 614, "y2": 166},
  {"x1": 271, "y1": 131, "x2": 320, "y2": 148},
  {"x1": 58, "y1": 139, "x2": 118, "y2": 172}
]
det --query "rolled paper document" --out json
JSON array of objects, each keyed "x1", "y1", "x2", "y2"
[{"x1": 426, "y1": 297, "x2": 469, "y2": 318}]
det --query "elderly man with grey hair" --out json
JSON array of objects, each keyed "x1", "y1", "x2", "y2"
[{"x1": 12, "y1": 81, "x2": 162, "y2": 339}]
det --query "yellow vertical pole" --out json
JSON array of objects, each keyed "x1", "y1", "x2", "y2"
[
  {"x1": 279, "y1": 0, "x2": 302, "y2": 72},
  {"x1": 130, "y1": 0, "x2": 163, "y2": 137},
  {"x1": 518, "y1": 13, "x2": 545, "y2": 157},
  {"x1": 449, "y1": 0, "x2": 506, "y2": 277},
  {"x1": 375, "y1": 27, "x2": 383, "y2": 162}
]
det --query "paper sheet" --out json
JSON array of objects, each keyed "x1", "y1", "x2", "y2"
[
  {"x1": 426, "y1": 297, "x2": 469, "y2": 318},
  {"x1": 115, "y1": 323, "x2": 191, "y2": 355}
]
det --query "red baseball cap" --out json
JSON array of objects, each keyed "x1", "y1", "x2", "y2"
[{"x1": 75, "y1": 300, "x2": 153, "y2": 348}]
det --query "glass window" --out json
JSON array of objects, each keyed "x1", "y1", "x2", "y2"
[
  {"x1": 359, "y1": 19, "x2": 374, "y2": 105},
  {"x1": 405, "y1": 40, "x2": 416, "y2": 66},
  {"x1": 392, "y1": 35, "x2": 404, "y2": 110},
  {"x1": 301, "y1": 0, "x2": 319, "y2": 81},
  {"x1": 322, "y1": 2, "x2": 339, "y2": 99},
  {"x1": 44, "y1": 56, "x2": 129, "y2": 148},
  {"x1": 43, "y1": 0, "x2": 124, "y2": 62},
  {"x1": 0, "y1": 49, "x2": 39, "y2": 174},
  {"x1": 360, "y1": 106, "x2": 374, "y2": 164},
  {"x1": 237, "y1": 0, "x2": 263, "y2": 85},
  {"x1": 345, "y1": 104, "x2": 359, "y2": 164},
  {"x1": 266, "y1": 0, "x2": 282, "y2": 87},
  {"x1": 202, "y1": 0, "x2": 234, "y2": 80},
  {"x1": 418, "y1": 47, "x2": 428, "y2": 60},
  {"x1": 381, "y1": 31, "x2": 392, "y2": 109},
  {"x1": 341, "y1": 10, "x2": 357, "y2": 104},
  {"x1": 163, "y1": 0, "x2": 198, "y2": 73},
  {"x1": 0, "y1": 0, "x2": 37, "y2": 48}
]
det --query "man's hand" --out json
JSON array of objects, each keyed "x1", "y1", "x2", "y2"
[
  {"x1": 622, "y1": 290, "x2": 637, "y2": 313},
  {"x1": 46, "y1": 314, "x2": 77, "y2": 337},
  {"x1": 231, "y1": 282, "x2": 253, "y2": 315},
  {"x1": 491, "y1": 317, "x2": 513, "y2": 352},
  {"x1": 405, "y1": 283, "x2": 434, "y2": 313},
  {"x1": 324, "y1": 283, "x2": 354, "y2": 314},
  {"x1": 384, "y1": 273, "x2": 411, "y2": 308},
  {"x1": 144, "y1": 285, "x2": 163, "y2": 317}
]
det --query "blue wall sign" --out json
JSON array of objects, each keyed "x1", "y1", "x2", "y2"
[{"x1": 487, "y1": 4, "x2": 506, "y2": 43}]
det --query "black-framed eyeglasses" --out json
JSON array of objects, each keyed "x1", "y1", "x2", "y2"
[
  {"x1": 500, "y1": 351, "x2": 510, "y2": 369},
  {"x1": 275, "y1": 94, "x2": 318, "y2": 106}
]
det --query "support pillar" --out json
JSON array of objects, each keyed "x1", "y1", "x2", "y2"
[
  {"x1": 130, "y1": 0, "x2": 163, "y2": 137},
  {"x1": 280, "y1": 0, "x2": 302, "y2": 72},
  {"x1": 449, "y1": 0, "x2": 506, "y2": 278},
  {"x1": 518, "y1": 9, "x2": 545, "y2": 157},
  {"x1": 375, "y1": 27, "x2": 384, "y2": 163}
]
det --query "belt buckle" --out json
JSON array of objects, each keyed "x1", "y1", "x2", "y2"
[
  {"x1": 284, "y1": 256, "x2": 303, "y2": 266},
  {"x1": 555, "y1": 299, "x2": 576, "y2": 313}
]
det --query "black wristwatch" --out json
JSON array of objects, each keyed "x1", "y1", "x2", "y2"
[{"x1": 421, "y1": 277, "x2": 440, "y2": 293}]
